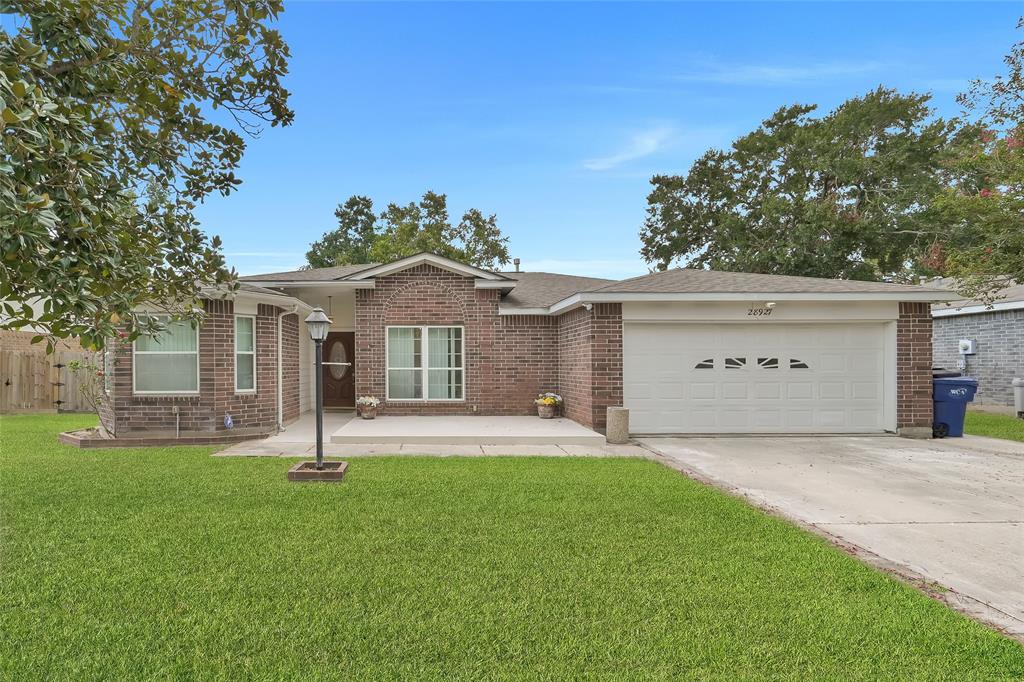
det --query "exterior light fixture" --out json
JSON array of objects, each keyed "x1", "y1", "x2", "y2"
[
  {"x1": 305, "y1": 307, "x2": 331, "y2": 342},
  {"x1": 304, "y1": 307, "x2": 333, "y2": 469}
]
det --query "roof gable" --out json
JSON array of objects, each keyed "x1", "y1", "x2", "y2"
[{"x1": 347, "y1": 253, "x2": 512, "y2": 281}]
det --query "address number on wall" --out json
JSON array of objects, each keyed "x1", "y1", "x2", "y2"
[{"x1": 747, "y1": 307, "x2": 774, "y2": 317}]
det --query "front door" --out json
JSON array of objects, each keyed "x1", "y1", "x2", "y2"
[{"x1": 323, "y1": 332, "x2": 355, "y2": 408}]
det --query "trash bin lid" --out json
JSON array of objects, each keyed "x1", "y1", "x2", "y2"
[
  {"x1": 932, "y1": 368, "x2": 962, "y2": 378},
  {"x1": 933, "y1": 376, "x2": 978, "y2": 386}
]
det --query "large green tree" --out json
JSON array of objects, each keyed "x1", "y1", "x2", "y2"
[
  {"x1": 641, "y1": 88, "x2": 957, "y2": 281},
  {"x1": 0, "y1": 0, "x2": 292, "y2": 349},
  {"x1": 306, "y1": 191, "x2": 511, "y2": 270},
  {"x1": 305, "y1": 195, "x2": 377, "y2": 268},
  {"x1": 925, "y1": 17, "x2": 1024, "y2": 303}
]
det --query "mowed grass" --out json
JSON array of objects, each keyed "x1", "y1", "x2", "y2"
[
  {"x1": 2, "y1": 415, "x2": 1022, "y2": 680},
  {"x1": 966, "y1": 410, "x2": 1024, "y2": 442}
]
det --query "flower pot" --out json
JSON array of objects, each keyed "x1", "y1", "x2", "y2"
[
  {"x1": 537, "y1": 403, "x2": 556, "y2": 419},
  {"x1": 359, "y1": 406, "x2": 377, "y2": 420}
]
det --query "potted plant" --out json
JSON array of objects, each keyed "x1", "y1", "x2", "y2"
[
  {"x1": 356, "y1": 396, "x2": 380, "y2": 419},
  {"x1": 534, "y1": 392, "x2": 562, "y2": 419}
]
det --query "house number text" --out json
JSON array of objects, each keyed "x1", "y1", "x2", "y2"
[{"x1": 747, "y1": 307, "x2": 774, "y2": 317}]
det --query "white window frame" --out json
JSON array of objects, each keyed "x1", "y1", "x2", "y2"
[
  {"x1": 385, "y1": 325, "x2": 465, "y2": 402},
  {"x1": 234, "y1": 314, "x2": 257, "y2": 394},
  {"x1": 132, "y1": 315, "x2": 200, "y2": 396}
]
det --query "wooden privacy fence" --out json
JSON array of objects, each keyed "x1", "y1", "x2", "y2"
[{"x1": 0, "y1": 349, "x2": 96, "y2": 413}]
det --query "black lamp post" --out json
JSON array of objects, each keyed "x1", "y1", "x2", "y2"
[{"x1": 305, "y1": 307, "x2": 331, "y2": 470}]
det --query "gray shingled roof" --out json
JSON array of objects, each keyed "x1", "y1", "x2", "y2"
[
  {"x1": 498, "y1": 272, "x2": 615, "y2": 309},
  {"x1": 239, "y1": 263, "x2": 378, "y2": 282},
  {"x1": 237, "y1": 282, "x2": 294, "y2": 297},
  {"x1": 586, "y1": 268, "x2": 951, "y2": 295},
  {"x1": 238, "y1": 258, "x2": 948, "y2": 308},
  {"x1": 928, "y1": 277, "x2": 1024, "y2": 309}
]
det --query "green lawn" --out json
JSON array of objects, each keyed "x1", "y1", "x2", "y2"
[
  {"x1": 2, "y1": 415, "x2": 1022, "y2": 680},
  {"x1": 966, "y1": 410, "x2": 1024, "y2": 442}
]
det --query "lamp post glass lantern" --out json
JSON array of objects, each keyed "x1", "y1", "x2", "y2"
[{"x1": 305, "y1": 307, "x2": 332, "y2": 469}]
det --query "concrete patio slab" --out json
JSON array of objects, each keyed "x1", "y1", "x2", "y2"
[
  {"x1": 331, "y1": 415, "x2": 606, "y2": 445},
  {"x1": 641, "y1": 434, "x2": 1024, "y2": 637},
  {"x1": 215, "y1": 439, "x2": 650, "y2": 458},
  {"x1": 262, "y1": 411, "x2": 355, "y2": 445}
]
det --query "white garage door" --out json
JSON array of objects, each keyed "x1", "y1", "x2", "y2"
[{"x1": 623, "y1": 323, "x2": 889, "y2": 434}]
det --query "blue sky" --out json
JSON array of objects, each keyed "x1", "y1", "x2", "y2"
[{"x1": 199, "y1": 2, "x2": 1023, "y2": 279}]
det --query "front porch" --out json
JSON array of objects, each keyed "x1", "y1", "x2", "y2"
[
  {"x1": 331, "y1": 415, "x2": 605, "y2": 445},
  {"x1": 215, "y1": 413, "x2": 648, "y2": 457}
]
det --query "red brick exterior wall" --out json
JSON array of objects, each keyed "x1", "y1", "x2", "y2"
[
  {"x1": 495, "y1": 315, "x2": 560, "y2": 413},
  {"x1": 102, "y1": 300, "x2": 300, "y2": 435},
  {"x1": 590, "y1": 303, "x2": 624, "y2": 431},
  {"x1": 897, "y1": 302, "x2": 934, "y2": 430},
  {"x1": 281, "y1": 313, "x2": 300, "y2": 423},
  {"x1": 355, "y1": 264, "x2": 560, "y2": 416},
  {"x1": 556, "y1": 304, "x2": 623, "y2": 431},
  {"x1": 557, "y1": 307, "x2": 592, "y2": 426}
]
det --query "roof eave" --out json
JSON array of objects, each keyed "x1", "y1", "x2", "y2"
[
  {"x1": 933, "y1": 299, "x2": 1024, "y2": 317},
  {"x1": 198, "y1": 285, "x2": 316, "y2": 311},
  {"x1": 544, "y1": 290, "x2": 958, "y2": 315},
  {"x1": 234, "y1": 280, "x2": 376, "y2": 289}
]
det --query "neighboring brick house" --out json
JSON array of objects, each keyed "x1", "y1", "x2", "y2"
[
  {"x1": 932, "y1": 281, "x2": 1024, "y2": 408},
  {"x1": 101, "y1": 253, "x2": 951, "y2": 439}
]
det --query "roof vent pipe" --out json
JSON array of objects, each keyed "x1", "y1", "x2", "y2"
[{"x1": 513, "y1": 258, "x2": 520, "y2": 273}]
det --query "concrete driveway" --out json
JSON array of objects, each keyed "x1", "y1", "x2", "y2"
[{"x1": 640, "y1": 434, "x2": 1024, "y2": 637}]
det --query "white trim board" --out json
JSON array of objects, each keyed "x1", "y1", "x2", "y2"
[
  {"x1": 932, "y1": 299, "x2": 1024, "y2": 317},
  {"x1": 499, "y1": 291, "x2": 955, "y2": 316}
]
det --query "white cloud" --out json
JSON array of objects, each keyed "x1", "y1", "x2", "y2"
[
  {"x1": 517, "y1": 258, "x2": 650, "y2": 281},
  {"x1": 675, "y1": 60, "x2": 885, "y2": 86},
  {"x1": 582, "y1": 125, "x2": 675, "y2": 171}
]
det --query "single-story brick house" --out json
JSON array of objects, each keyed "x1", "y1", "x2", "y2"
[
  {"x1": 932, "y1": 280, "x2": 1023, "y2": 409},
  {"x1": 99, "y1": 253, "x2": 953, "y2": 438}
]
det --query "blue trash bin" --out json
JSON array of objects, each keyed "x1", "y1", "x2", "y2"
[{"x1": 932, "y1": 377, "x2": 978, "y2": 438}]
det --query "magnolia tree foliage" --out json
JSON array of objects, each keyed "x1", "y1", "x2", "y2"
[
  {"x1": 0, "y1": 0, "x2": 293, "y2": 349},
  {"x1": 306, "y1": 191, "x2": 511, "y2": 270},
  {"x1": 641, "y1": 88, "x2": 958, "y2": 282}
]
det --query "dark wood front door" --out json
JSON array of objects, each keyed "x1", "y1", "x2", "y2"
[{"x1": 323, "y1": 332, "x2": 355, "y2": 408}]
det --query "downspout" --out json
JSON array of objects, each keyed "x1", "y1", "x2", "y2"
[{"x1": 276, "y1": 305, "x2": 299, "y2": 432}]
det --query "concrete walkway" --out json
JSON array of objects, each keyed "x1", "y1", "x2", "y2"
[{"x1": 641, "y1": 434, "x2": 1024, "y2": 638}]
